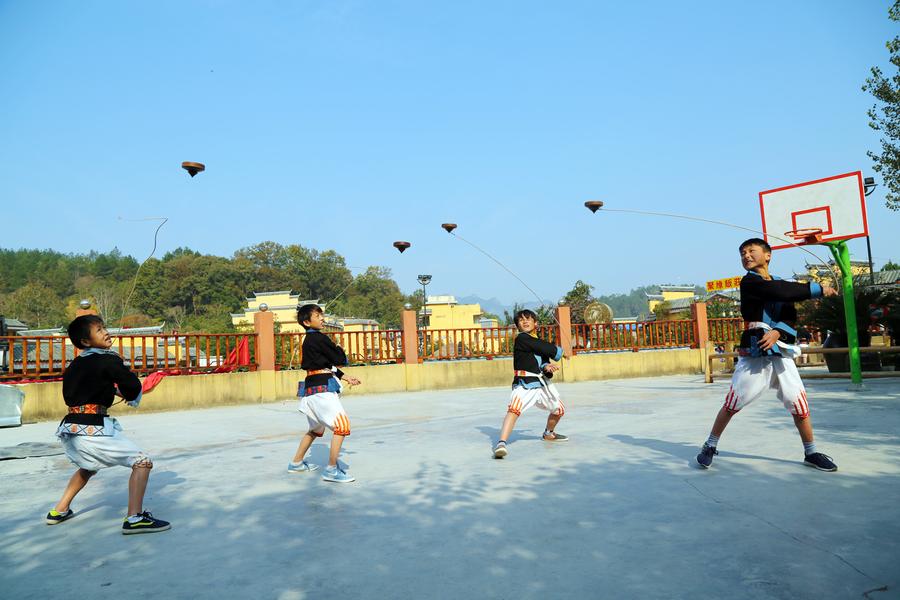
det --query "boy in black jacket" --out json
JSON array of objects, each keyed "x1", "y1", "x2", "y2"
[
  {"x1": 696, "y1": 238, "x2": 839, "y2": 471},
  {"x1": 47, "y1": 315, "x2": 170, "y2": 534},
  {"x1": 493, "y1": 309, "x2": 569, "y2": 459},
  {"x1": 288, "y1": 304, "x2": 360, "y2": 483}
]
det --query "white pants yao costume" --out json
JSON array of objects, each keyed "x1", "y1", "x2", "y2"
[
  {"x1": 298, "y1": 378, "x2": 351, "y2": 436},
  {"x1": 58, "y1": 417, "x2": 151, "y2": 471},
  {"x1": 724, "y1": 356, "x2": 809, "y2": 418},
  {"x1": 508, "y1": 371, "x2": 565, "y2": 417}
]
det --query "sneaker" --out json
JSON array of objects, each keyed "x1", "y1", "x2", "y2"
[
  {"x1": 542, "y1": 432, "x2": 569, "y2": 442},
  {"x1": 696, "y1": 443, "x2": 718, "y2": 468},
  {"x1": 287, "y1": 460, "x2": 319, "y2": 473},
  {"x1": 122, "y1": 511, "x2": 171, "y2": 535},
  {"x1": 45, "y1": 509, "x2": 74, "y2": 525},
  {"x1": 322, "y1": 465, "x2": 355, "y2": 483},
  {"x1": 493, "y1": 443, "x2": 508, "y2": 459},
  {"x1": 804, "y1": 452, "x2": 837, "y2": 472}
]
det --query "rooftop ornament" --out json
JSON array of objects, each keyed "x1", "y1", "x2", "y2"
[
  {"x1": 79, "y1": 299, "x2": 91, "y2": 309},
  {"x1": 259, "y1": 303, "x2": 269, "y2": 312},
  {"x1": 393, "y1": 241, "x2": 411, "y2": 253}
]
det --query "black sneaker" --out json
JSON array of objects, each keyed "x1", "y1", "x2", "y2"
[
  {"x1": 542, "y1": 432, "x2": 569, "y2": 442},
  {"x1": 804, "y1": 452, "x2": 837, "y2": 472},
  {"x1": 45, "y1": 509, "x2": 74, "y2": 525},
  {"x1": 122, "y1": 511, "x2": 171, "y2": 535},
  {"x1": 696, "y1": 443, "x2": 718, "y2": 468}
]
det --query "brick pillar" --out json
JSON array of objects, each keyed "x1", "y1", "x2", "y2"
[
  {"x1": 76, "y1": 308, "x2": 98, "y2": 317},
  {"x1": 401, "y1": 309, "x2": 419, "y2": 365},
  {"x1": 555, "y1": 305, "x2": 573, "y2": 357},
  {"x1": 691, "y1": 302, "x2": 709, "y2": 350},
  {"x1": 254, "y1": 310, "x2": 275, "y2": 371}
]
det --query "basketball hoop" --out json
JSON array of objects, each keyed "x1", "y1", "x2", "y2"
[{"x1": 784, "y1": 228, "x2": 824, "y2": 245}]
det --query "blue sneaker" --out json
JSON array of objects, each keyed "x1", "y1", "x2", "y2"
[
  {"x1": 696, "y1": 443, "x2": 718, "y2": 468},
  {"x1": 322, "y1": 465, "x2": 355, "y2": 483},
  {"x1": 287, "y1": 460, "x2": 319, "y2": 473},
  {"x1": 804, "y1": 452, "x2": 837, "y2": 472}
]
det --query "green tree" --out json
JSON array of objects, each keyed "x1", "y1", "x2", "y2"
[
  {"x1": 0, "y1": 282, "x2": 68, "y2": 328},
  {"x1": 882, "y1": 259, "x2": 900, "y2": 270},
  {"x1": 332, "y1": 266, "x2": 406, "y2": 328},
  {"x1": 863, "y1": 0, "x2": 900, "y2": 210},
  {"x1": 563, "y1": 280, "x2": 595, "y2": 324}
]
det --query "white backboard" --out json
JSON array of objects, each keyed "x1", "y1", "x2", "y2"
[{"x1": 759, "y1": 171, "x2": 868, "y2": 250}]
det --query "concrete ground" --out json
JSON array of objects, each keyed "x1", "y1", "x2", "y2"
[{"x1": 1, "y1": 375, "x2": 898, "y2": 600}]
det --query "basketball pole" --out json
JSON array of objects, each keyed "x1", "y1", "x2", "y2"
[{"x1": 825, "y1": 240, "x2": 863, "y2": 385}]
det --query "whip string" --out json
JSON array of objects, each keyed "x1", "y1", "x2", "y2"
[{"x1": 117, "y1": 217, "x2": 168, "y2": 328}]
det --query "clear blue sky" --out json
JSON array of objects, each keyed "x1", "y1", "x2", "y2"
[{"x1": 2, "y1": 1, "x2": 898, "y2": 305}]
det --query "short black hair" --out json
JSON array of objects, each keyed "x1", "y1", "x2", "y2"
[
  {"x1": 68, "y1": 315, "x2": 105, "y2": 349},
  {"x1": 297, "y1": 304, "x2": 323, "y2": 329},
  {"x1": 739, "y1": 238, "x2": 771, "y2": 253},
  {"x1": 513, "y1": 309, "x2": 539, "y2": 331}
]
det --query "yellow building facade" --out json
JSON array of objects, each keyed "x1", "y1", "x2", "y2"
[
  {"x1": 231, "y1": 291, "x2": 391, "y2": 363},
  {"x1": 646, "y1": 285, "x2": 696, "y2": 314},
  {"x1": 800, "y1": 261, "x2": 871, "y2": 288},
  {"x1": 231, "y1": 291, "x2": 380, "y2": 334}
]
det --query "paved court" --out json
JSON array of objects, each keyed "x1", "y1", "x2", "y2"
[{"x1": 1, "y1": 375, "x2": 898, "y2": 599}]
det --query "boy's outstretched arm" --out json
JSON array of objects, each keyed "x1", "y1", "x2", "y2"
[{"x1": 741, "y1": 277, "x2": 830, "y2": 302}]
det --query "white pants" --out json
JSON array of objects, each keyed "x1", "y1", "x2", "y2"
[
  {"x1": 298, "y1": 392, "x2": 351, "y2": 436},
  {"x1": 60, "y1": 430, "x2": 150, "y2": 471},
  {"x1": 507, "y1": 384, "x2": 565, "y2": 417},
  {"x1": 724, "y1": 357, "x2": 809, "y2": 417}
]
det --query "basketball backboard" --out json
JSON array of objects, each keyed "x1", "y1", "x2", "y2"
[{"x1": 759, "y1": 171, "x2": 868, "y2": 249}]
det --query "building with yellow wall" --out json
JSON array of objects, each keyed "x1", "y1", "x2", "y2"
[
  {"x1": 422, "y1": 295, "x2": 492, "y2": 329},
  {"x1": 421, "y1": 295, "x2": 506, "y2": 357},
  {"x1": 231, "y1": 292, "x2": 392, "y2": 362},
  {"x1": 646, "y1": 285, "x2": 697, "y2": 315},
  {"x1": 798, "y1": 261, "x2": 871, "y2": 288},
  {"x1": 230, "y1": 291, "x2": 380, "y2": 333}
]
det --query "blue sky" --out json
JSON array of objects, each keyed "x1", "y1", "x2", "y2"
[{"x1": 2, "y1": 1, "x2": 898, "y2": 305}]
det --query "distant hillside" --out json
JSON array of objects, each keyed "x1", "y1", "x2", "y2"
[{"x1": 456, "y1": 295, "x2": 520, "y2": 317}]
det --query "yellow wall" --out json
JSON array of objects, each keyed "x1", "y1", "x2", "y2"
[
  {"x1": 232, "y1": 292, "x2": 303, "y2": 333},
  {"x1": 19, "y1": 349, "x2": 704, "y2": 422},
  {"x1": 233, "y1": 293, "x2": 380, "y2": 334},
  {"x1": 426, "y1": 300, "x2": 483, "y2": 329},
  {"x1": 649, "y1": 289, "x2": 694, "y2": 314}
]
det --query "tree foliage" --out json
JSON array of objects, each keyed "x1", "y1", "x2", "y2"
[
  {"x1": 562, "y1": 280, "x2": 595, "y2": 324},
  {"x1": 863, "y1": 0, "x2": 900, "y2": 211},
  {"x1": 0, "y1": 242, "x2": 404, "y2": 331}
]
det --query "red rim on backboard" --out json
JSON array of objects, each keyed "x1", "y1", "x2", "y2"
[{"x1": 784, "y1": 228, "x2": 824, "y2": 245}]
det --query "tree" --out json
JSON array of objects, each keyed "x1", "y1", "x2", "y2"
[
  {"x1": 0, "y1": 282, "x2": 67, "y2": 328},
  {"x1": 563, "y1": 280, "x2": 595, "y2": 324},
  {"x1": 165, "y1": 305, "x2": 187, "y2": 332},
  {"x1": 882, "y1": 259, "x2": 900, "y2": 271},
  {"x1": 863, "y1": 0, "x2": 900, "y2": 211},
  {"x1": 332, "y1": 266, "x2": 406, "y2": 328}
]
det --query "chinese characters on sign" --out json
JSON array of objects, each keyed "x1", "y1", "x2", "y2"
[{"x1": 705, "y1": 276, "x2": 742, "y2": 293}]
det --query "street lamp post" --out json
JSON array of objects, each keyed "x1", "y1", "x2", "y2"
[
  {"x1": 864, "y1": 176, "x2": 877, "y2": 285},
  {"x1": 417, "y1": 274, "x2": 432, "y2": 329}
]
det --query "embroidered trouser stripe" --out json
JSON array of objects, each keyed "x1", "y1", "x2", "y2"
[
  {"x1": 794, "y1": 390, "x2": 809, "y2": 417},
  {"x1": 333, "y1": 413, "x2": 351, "y2": 436},
  {"x1": 723, "y1": 387, "x2": 740, "y2": 412},
  {"x1": 554, "y1": 399, "x2": 565, "y2": 417},
  {"x1": 507, "y1": 397, "x2": 522, "y2": 416}
]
